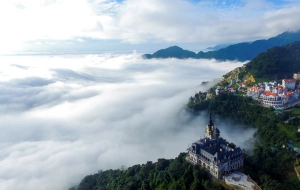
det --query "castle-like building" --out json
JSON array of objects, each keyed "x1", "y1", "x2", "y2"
[{"x1": 186, "y1": 115, "x2": 244, "y2": 179}]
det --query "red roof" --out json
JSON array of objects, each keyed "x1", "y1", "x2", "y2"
[
  {"x1": 263, "y1": 91, "x2": 277, "y2": 97},
  {"x1": 275, "y1": 86, "x2": 285, "y2": 90},
  {"x1": 283, "y1": 79, "x2": 296, "y2": 82},
  {"x1": 247, "y1": 86, "x2": 262, "y2": 92},
  {"x1": 284, "y1": 91, "x2": 294, "y2": 96}
]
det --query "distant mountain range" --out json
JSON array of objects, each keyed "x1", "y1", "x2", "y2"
[{"x1": 142, "y1": 31, "x2": 300, "y2": 61}]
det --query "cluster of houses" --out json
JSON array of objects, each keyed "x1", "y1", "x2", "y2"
[
  {"x1": 216, "y1": 86, "x2": 236, "y2": 95},
  {"x1": 192, "y1": 73, "x2": 300, "y2": 108},
  {"x1": 246, "y1": 77, "x2": 300, "y2": 107},
  {"x1": 193, "y1": 86, "x2": 237, "y2": 102}
]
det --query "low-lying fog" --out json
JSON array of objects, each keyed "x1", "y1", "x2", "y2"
[{"x1": 0, "y1": 53, "x2": 254, "y2": 190}]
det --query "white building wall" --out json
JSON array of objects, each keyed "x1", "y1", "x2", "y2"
[
  {"x1": 261, "y1": 95, "x2": 283, "y2": 107},
  {"x1": 282, "y1": 79, "x2": 296, "y2": 90}
]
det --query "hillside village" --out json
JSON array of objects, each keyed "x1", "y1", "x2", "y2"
[
  {"x1": 247, "y1": 77, "x2": 300, "y2": 108},
  {"x1": 191, "y1": 71, "x2": 300, "y2": 110}
]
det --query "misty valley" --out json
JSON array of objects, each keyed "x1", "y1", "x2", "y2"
[
  {"x1": 0, "y1": 54, "x2": 242, "y2": 190},
  {"x1": 72, "y1": 42, "x2": 300, "y2": 190}
]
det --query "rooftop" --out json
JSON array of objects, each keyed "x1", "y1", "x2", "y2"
[
  {"x1": 283, "y1": 79, "x2": 296, "y2": 82},
  {"x1": 262, "y1": 91, "x2": 278, "y2": 97},
  {"x1": 191, "y1": 137, "x2": 242, "y2": 161}
]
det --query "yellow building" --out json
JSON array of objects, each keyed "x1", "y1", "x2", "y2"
[
  {"x1": 293, "y1": 73, "x2": 300, "y2": 80},
  {"x1": 245, "y1": 75, "x2": 255, "y2": 83},
  {"x1": 206, "y1": 92, "x2": 213, "y2": 99}
]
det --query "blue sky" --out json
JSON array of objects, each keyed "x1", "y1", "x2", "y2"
[
  {"x1": 189, "y1": 0, "x2": 291, "y2": 8},
  {"x1": 0, "y1": 0, "x2": 300, "y2": 54}
]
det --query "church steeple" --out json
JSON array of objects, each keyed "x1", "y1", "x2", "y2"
[
  {"x1": 208, "y1": 113, "x2": 214, "y2": 127},
  {"x1": 205, "y1": 113, "x2": 214, "y2": 139},
  {"x1": 205, "y1": 114, "x2": 220, "y2": 139}
]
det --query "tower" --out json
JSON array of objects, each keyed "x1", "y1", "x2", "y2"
[
  {"x1": 213, "y1": 127, "x2": 220, "y2": 139},
  {"x1": 205, "y1": 114, "x2": 220, "y2": 139},
  {"x1": 205, "y1": 114, "x2": 214, "y2": 139}
]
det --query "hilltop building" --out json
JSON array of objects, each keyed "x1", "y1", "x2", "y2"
[
  {"x1": 227, "y1": 87, "x2": 236, "y2": 94},
  {"x1": 246, "y1": 78, "x2": 300, "y2": 107},
  {"x1": 215, "y1": 87, "x2": 225, "y2": 95},
  {"x1": 282, "y1": 79, "x2": 296, "y2": 90},
  {"x1": 186, "y1": 115, "x2": 243, "y2": 179},
  {"x1": 260, "y1": 91, "x2": 283, "y2": 107}
]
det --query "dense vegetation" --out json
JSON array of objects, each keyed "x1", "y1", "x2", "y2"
[
  {"x1": 243, "y1": 41, "x2": 300, "y2": 80},
  {"x1": 188, "y1": 93, "x2": 300, "y2": 190},
  {"x1": 142, "y1": 31, "x2": 300, "y2": 61},
  {"x1": 71, "y1": 153, "x2": 225, "y2": 190}
]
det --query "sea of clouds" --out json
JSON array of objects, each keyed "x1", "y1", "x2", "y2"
[{"x1": 0, "y1": 53, "x2": 254, "y2": 190}]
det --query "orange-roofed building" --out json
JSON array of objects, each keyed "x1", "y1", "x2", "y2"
[
  {"x1": 273, "y1": 85, "x2": 285, "y2": 94},
  {"x1": 283, "y1": 91, "x2": 299, "y2": 104},
  {"x1": 246, "y1": 86, "x2": 264, "y2": 98},
  {"x1": 227, "y1": 87, "x2": 236, "y2": 93},
  {"x1": 261, "y1": 91, "x2": 283, "y2": 107},
  {"x1": 247, "y1": 77, "x2": 299, "y2": 107}
]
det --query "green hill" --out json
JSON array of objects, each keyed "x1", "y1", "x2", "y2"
[
  {"x1": 142, "y1": 31, "x2": 300, "y2": 61},
  {"x1": 142, "y1": 46, "x2": 196, "y2": 59},
  {"x1": 243, "y1": 41, "x2": 300, "y2": 80},
  {"x1": 218, "y1": 41, "x2": 300, "y2": 84}
]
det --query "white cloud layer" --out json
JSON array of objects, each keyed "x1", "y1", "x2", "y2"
[
  {"x1": 0, "y1": 0, "x2": 300, "y2": 53},
  {"x1": 0, "y1": 53, "x2": 254, "y2": 190}
]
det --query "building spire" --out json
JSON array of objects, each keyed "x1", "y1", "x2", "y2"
[
  {"x1": 205, "y1": 113, "x2": 215, "y2": 139},
  {"x1": 208, "y1": 113, "x2": 214, "y2": 126}
]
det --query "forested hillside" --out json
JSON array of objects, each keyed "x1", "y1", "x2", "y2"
[
  {"x1": 71, "y1": 153, "x2": 224, "y2": 190},
  {"x1": 243, "y1": 41, "x2": 300, "y2": 80},
  {"x1": 188, "y1": 93, "x2": 300, "y2": 190}
]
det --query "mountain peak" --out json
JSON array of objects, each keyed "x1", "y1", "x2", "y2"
[
  {"x1": 166, "y1": 45, "x2": 183, "y2": 50},
  {"x1": 143, "y1": 45, "x2": 196, "y2": 59}
]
